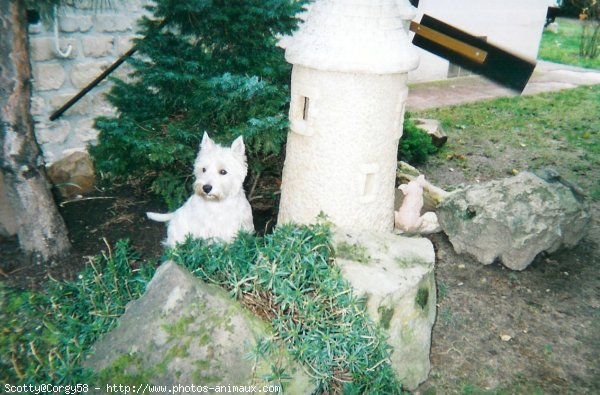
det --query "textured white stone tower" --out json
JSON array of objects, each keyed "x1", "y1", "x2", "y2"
[{"x1": 278, "y1": 0, "x2": 419, "y2": 232}]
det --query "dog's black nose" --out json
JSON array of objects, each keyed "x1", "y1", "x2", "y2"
[{"x1": 202, "y1": 184, "x2": 213, "y2": 194}]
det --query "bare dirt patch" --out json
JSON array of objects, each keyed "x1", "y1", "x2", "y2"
[
  {"x1": 418, "y1": 219, "x2": 600, "y2": 394},
  {"x1": 411, "y1": 85, "x2": 600, "y2": 393},
  {"x1": 0, "y1": 185, "x2": 165, "y2": 290},
  {"x1": 0, "y1": 181, "x2": 277, "y2": 291}
]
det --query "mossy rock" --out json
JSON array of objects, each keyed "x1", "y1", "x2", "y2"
[
  {"x1": 332, "y1": 228, "x2": 436, "y2": 390},
  {"x1": 84, "y1": 261, "x2": 314, "y2": 393}
]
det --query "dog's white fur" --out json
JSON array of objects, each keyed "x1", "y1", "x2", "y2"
[{"x1": 147, "y1": 132, "x2": 254, "y2": 246}]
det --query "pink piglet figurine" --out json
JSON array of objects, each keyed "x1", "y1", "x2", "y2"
[{"x1": 394, "y1": 175, "x2": 441, "y2": 234}]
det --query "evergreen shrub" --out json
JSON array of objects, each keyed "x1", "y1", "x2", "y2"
[
  {"x1": 90, "y1": 0, "x2": 308, "y2": 209},
  {"x1": 398, "y1": 114, "x2": 438, "y2": 164}
]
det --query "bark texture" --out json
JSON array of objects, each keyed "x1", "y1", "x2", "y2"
[{"x1": 0, "y1": 0, "x2": 71, "y2": 264}]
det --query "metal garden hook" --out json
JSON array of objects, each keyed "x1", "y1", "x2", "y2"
[{"x1": 53, "y1": 5, "x2": 73, "y2": 58}]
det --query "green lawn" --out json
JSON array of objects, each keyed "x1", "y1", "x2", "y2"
[
  {"x1": 539, "y1": 17, "x2": 600, "y2": 69},
  {"x1": 416, "y1": 85, "x2": 600, "y2": 199}
]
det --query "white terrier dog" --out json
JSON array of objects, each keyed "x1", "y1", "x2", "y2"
[{"x1": 147, "y1": 132, "x2": 254, "y2": 246}]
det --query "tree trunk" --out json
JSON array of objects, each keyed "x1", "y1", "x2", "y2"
[{"x1": 0, "y1": 0, "x2": 71, "y2": 264}]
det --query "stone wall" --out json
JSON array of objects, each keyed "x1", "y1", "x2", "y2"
[{"x1": 28, "y1": 0, "x2": 150, "y2": 164}]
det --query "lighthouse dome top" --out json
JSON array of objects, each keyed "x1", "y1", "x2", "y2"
[{"x1": 280, "y1": 0, "x2": 420, "y2": 74}]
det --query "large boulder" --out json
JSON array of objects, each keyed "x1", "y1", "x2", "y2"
[
  {"x1": 332, "y1": 228, "x2": 436, "y2": 390},
  {"x1": 84, "y1": 261, "x2": 313, "y2": 393},
  {"x1": 437, "y1": 171, "x2": 591, "y2": 270}
]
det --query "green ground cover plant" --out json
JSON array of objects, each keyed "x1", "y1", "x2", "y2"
[
  {"x1": 1, "y1": 225, "x2": 404, "y2": 393},
  {"x1": 539, "y1": 17, "x2": 600, "y2": 69},
  {"x1": 168, "y1": 223, "x2": 402, "y2": 394},
  {"x1": 1, "y1": 240, "x2": 155, "y2": 385}
]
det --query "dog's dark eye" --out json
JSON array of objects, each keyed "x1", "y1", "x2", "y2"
[
  {"x1": 202, "y1": 168, "x2": 207, "y2": 173},
  {"x1": 219, "y1": 169, "x2": 227, "y2": 175}
]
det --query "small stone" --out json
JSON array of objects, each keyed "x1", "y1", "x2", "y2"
[
  {"x1": 414, "y1": 118, "x2": 447, "y2": 148},
  {"x1": 59, "y1": 15, "x2": 93, "y2": 32},
  {"x1": 32, "y1": 63, "x2": 65, "y2": 91},
  {"x1": 30, "y1": 37, "x2": 78, "y2": 61},
  {"x1": 35, "y1": 121, "x2": 71, "y2": 145},
  {"x1": 28, "y1": 22, "x2": 42, "y2": 34},
  {"x1": 74, "y1": 119, "x2": 99, "y2": 143},
  {"x1": 500, "y1": 334, "x2": 512, "y2": 342},
  {"x1": 546, "y1": 22, "x2": 559, "y2": 33},
  {"x1": 115, "y1": 36, "x2": 137, "y2": 55},
  {"x1": 70, "y1": 61, "x2": 111, "y2": 89},
  {"x1": 30, "y1": 96, "x2": 46, "y2": 117},
  {"x1": 82, "y1": 36, "x2": 115, "y2": 57},
  {"x1": 47, "y1": 151, "x2": 96, "y2": 198},
  {"x1": 94, "y1": 14, "x2": 132, "y2": 32}
]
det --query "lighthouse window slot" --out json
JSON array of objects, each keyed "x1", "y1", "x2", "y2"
[
  {"x1": 289, "y1": 84, "x2": 318, "y2": 136},
  {"x1": 358, "y1": 163, "x2": 379, "y2": 204},
  {"x1": 302, "y1": 96, "x2": 310, "y2": 120},
  {"x1": 363, "y1": 172, "x2": 375, "y2": 197}
]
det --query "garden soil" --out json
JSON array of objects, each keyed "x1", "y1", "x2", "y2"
[{"x1": 1, "y1": 183, "x2": 598, "y2": 394}]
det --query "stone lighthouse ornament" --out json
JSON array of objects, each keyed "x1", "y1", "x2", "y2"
[{"x1": 278, "y1": 0, "x2": 420, "y2": 232}]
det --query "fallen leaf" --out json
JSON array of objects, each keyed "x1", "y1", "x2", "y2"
[{"x1": 446, "y1": 153, "x2": 467, "y2": 161}]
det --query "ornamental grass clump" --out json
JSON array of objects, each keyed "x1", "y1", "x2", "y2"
[
  {"x1": 2, "y1": 225, "x2": 403, "y2": 392},
  {"x1": 0, "y1": 241, "x2": 155, "y2": 385},
  {"x1": 168, "y1": 223, "x2": 404, "y2": 394}
]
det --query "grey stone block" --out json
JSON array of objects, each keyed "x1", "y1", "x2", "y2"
[{"x1": 438, "y1": 171, "x2": 591, "y2": 270}]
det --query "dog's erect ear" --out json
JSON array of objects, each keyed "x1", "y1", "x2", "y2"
[
  {"x1": 201, "y1": 132, "x2": 216, "y2": 151},
  {"x1": 231, "y1": 135, "x2": 245, "y2": 156}
]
